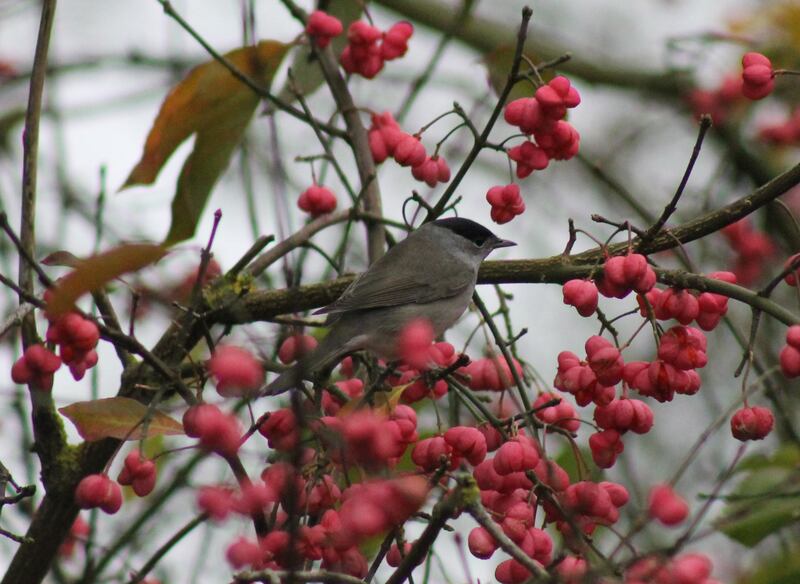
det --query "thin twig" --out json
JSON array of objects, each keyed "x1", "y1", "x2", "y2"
[
  {"x1": 127, "y1": 514, "x2": 208, "y2": 584},
  {"x1": 639, "y1": 115, "x2": 712, "y2": 245},
  {"x1": 466, "y1": 499, "x2": 549, "y2": 580},
  {"x1": 427, "y1": 7, "x2": 534, "y2": 220}
]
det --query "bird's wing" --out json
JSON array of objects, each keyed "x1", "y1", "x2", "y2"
[{"x1": 314, "y1": 235, "x2": 474, "y2": 315}]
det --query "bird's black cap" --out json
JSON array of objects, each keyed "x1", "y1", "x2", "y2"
[{"x1": 432, "y1": 217, "x2": 515, "y2": 248}]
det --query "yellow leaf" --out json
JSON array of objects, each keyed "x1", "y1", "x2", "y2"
[
  {"x1": 59, "y1": 397, "x2": 184, "y2": 442},
  {"x1": 121, "y1": 40, "x2": 289, "y2": 244},
  {"x1": 46, "y1": 243, "x2": 166, "y2": 316},
  {"x1": 374, "y1": 382, "x2": 412, "y2": 416}
]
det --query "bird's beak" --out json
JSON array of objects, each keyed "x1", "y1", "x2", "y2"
[{"x1": 492, "y1": 238, "x2": 516, "y2": 249}]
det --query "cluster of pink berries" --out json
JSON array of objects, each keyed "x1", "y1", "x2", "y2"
[
  {"x1": 316, "y1": 407, "x2": 419, "y2": 469},
  {"x1": 45, "y1": 311, "x2": 100, "y2": 380},
  {"x1": 11, "y1": 303, "x2": 101, "y2": 390},
  {"x1": 462, "y1": 354, "x2": 524, "y2": 391},
  {"x1": 690, "y1": 50, "x2": 798, "y2": 127},
  {"x1": 368, "y1": 111, "x2": 451, "y2": 188},
  {"x1": 211, "y1": 469, "x2": 428, "y2": 575},
  {"x1": 556, "y1": 246, "x2": 773, "y2": 464},
  {"x1": 11, "y1": 344, "x2": 62, "y2": 391},
  {"x1": 720, "y1": 218, "x2": 776, "y2": 285},
  {"x1": 391, "y1": 341, "x2": 458, "y2": 403},
  {"x1": 305, "y1": 11, "x2": 413, "y2": 79},
  {"x1": 639, "y1": 273, "x2": 734, "y2": 331},
  {"x1": 340, "y1": 20, "x2": 413, "y2": 79},
  {"x1": 484, "y1": 76, "x2": 581, "y2": 225},
  {"x1": 504, "y1": 76, "x2": 582, "y2": 169},
  {"x1": 627, "y1": 552, "x2": 720, "y2": 584},
  {"x1": 533, "y1": 392, "x2": 580, "y2": 432}
]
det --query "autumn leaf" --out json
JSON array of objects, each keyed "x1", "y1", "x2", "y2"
[
  {"x1": 59, "y1": 397, "x2": 184, "y2": 442},
  {"x1": 46, "y1": 243, "x2": 166, "y2": 316},
  {"x1": 41, "y1": 250, "x2": 82, "y2": 268},
  {"x1": 121, "y1": 40, "x2": 289, "y2": 245}
]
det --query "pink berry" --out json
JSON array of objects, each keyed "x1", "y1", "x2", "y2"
[
  {"x1": 397, "y1": 319, "x2": 434, "y2": 370},
  {"x1": 75, "y1": 474, "x2": 122, "y2": 514},
  {"x1": 493, "y1": 437, "x2": 540, "y2": 475},
  {"x1": 589, "y1": 429, "x2": 624, "y2": 469},
  {"x1": 504, "y1": 97, "x2": 543, "y2": 134},
  {"x1": 411, "y1": 435, "x2": 454, "y2": 471},
  {"x1": 258, "y1": 408, "x2": 300, "y2": 452},
  {"x1": 741, "y1": 52, "x2": 775, "y2": 100},
  {"x1": 486, "y1": 184, "x2": 525, "y2": 225},
  {"x1": 533, "y1": 392, "x2": 579, "y2": 432},
  {"x1": 731, "y1": 406, "x2": 774, "y2": 441},
  {"x1": 226, "y1": 536, "x2": 262, "y2": 569},
  {"x1": 10, "y1": 344, "x2": 62, "y2": 391},
  {"x1": 298, "y1": 184, "x2": 337, "y2": 217},
  {"x1": 443, "y1": 426, "x2": 488, "y2": 465},
  {"x1": 556, "y1": 557, "x2": 588, "y2": 584},
  {"x1": 535, "y1": 76, "x2": 580, "y2": 119},
  {"x1": 467, "y1": 526, "x2": 497, "y2": 559},
  {"x1": 306, "y1": 10, "x2": 343, "y2": 49},
  {"x1": 277, "y1": 334, "x2": 318, "y2": 364},
  {"x1": 507, "y1": 141, "x2": 549, "y2": 178},
  {"x1": 411, "y1": 155, "x2": 450, "y2": 187},
  {"x1": 380, "y1": 21, "x2": 413, "y2": 61},
  {"x1": 348, "y1": 21, "x2": 381, "y2": 45},
  {"x1": 394, "y1": 135, "x2": 426, "y2": 167},
  {"x1": 562, "y1": 279, "x2": 598, "y2": 317},
  {"x1": 197, "y1": 485, "x2": 235, "y2": 521},
  {"x1": 207, "y1": 345, "x2": 264, "y2": 397},
  {"x1": 648, "y1": 483, "x2": 688, "y2": 526},
  {"x1": 386, "y1": 542, "x2": 415, "y2": 567},
  {"x1": 780, "y1": 345, "x2": 800, "y2": 378}
]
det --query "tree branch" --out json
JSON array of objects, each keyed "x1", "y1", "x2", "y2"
[{"x1": 219, "y1": 161, "x2": 800, "y2": 325}]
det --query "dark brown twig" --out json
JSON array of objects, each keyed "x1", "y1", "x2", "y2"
[{"x1": 639, "y1": 115, "x2": 712, "y2": 246}]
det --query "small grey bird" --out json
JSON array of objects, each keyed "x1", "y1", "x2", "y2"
[{"x1": 265, "y1": 217, "x2": 515, "y2": 394}]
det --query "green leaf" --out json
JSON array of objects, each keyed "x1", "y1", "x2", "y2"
[
  {"x1": 59, "y1": 397, "x2": 184, "y2": 441},
  {"x1": 737, "y1": 546, "x2": 800, "y2": 584},
  {"x1": 46, "y1": 243, "x2": 166, "y2": 316},
  {"x1": 121, "y1": 40, "x2": 289, "y2": 245},
  {"x1": 736, "y1": 444, "x2": 800, "y2": 472},
  {"x1": 718, "y1": 465, "x2": 800, "y2": 547}
]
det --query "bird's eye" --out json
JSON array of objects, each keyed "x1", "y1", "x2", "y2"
[{"x1": 473, "y1": 236, "x2": 487, "y2": 246}]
